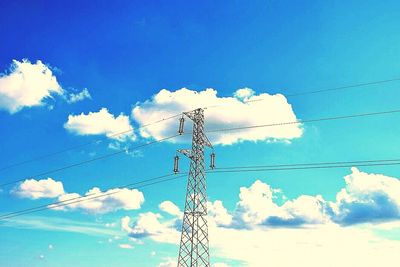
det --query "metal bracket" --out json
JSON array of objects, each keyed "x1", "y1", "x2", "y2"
[{"x1": 177, "y1": 149, "x2": 193, "y2": 159}]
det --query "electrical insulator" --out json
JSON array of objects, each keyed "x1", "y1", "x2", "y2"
[
  {"x1": 173, "y1": 155, "x2": 180, "y2": 173},
  {"x1": 178, "y1": 116, "x2": 185, "y2": 135},
  {"x1": 210, "y1": 152, "x2": 215, "y2": 169}
]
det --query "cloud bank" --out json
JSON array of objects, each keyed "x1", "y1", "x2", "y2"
[
  {"x1": 330, "y1": 167, "x2": 400, "y2": 225},
  {"x1": 13, "y1": 178, "x2": 144, "y2": 214},
  {"x1": 132, "y1": 88, "x2": 303, "y2": 145},
  {"x1": 0, "y1": 59, "x2": 63, "y2": 113},
  {"x1": 121, "y1": 168, "x2": 400, "y2": 267},
  {"x1": 233, "y1": 167, "x2": 400, "y2": 227},
  {"x1": 50, "y1": 187, "x2": 144, "y2": 214}
]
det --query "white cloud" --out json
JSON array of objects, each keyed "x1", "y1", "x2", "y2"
[
  {"x1": 0, "y1": 59, "x2": 63, "y2": 113},
  {"x1": 122, "y1": 205, "x2": 400, "y2": 267},
  {"x1": 208, "y1": 200, "x2": 233, "y2": 226},
  {"x1": 233, "y1": 168, "x2": 400, "y2": 227},
  {"x1": 159, "y1": 200, "x2": 183, "y2": 217},
  {"x1": 275, "y1": 194, "x2": 329, "y2": 225},
  {"x1": 234, "y1": 180, "x2": 285, "y2": 225},
  {"x1": 330, "y1": 167, "x2": 400, "y2": 224},
  {"x1": 118, "y1": 243, "x2": 134, "y2": 249},
  {"x1": 125, "y1": 209, "x2": 400, "y2": 267},
  {"x1": 209, "y1": 223, "x2": 400, "y2": 267},
  {"x1": 13, "y1": 178, "x2": 65, "y2": 199},
  {"x1": 64, "y1": 108, "x2": 135, "y2": 141},
  {"x1": 122, "y1": 168, "x2": 400, "y2": 266},
  {"x1": 234, "y1": 87, "x2": 254, "y2": 100},
  {"x1": 50, "y1": 186, "x2": 144, "y2": 214},
  {"x1": 157, "y1": 258, "x2": 177, "y2": 267},
  {"x1": 67, "y1": 88, "x2": 91, "y2": 103},
  {"x1": 132, "y1": 88, "x2": 302, "y2": 145},
  {"x1": 14, "y1": 178, "x2": 144, "y2": 214},
  {"x1": 121, "y1": 212, "x2": 180, "y2": 244},
  {"x1": 121, "y1": 216, "x2": 132, "y2": 233}
]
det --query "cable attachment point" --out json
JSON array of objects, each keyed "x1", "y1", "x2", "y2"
[
  {"x1": 173, "y1": 155, "x2": 180, "y2": 174},
  {"x1": 178, "y1": 115, "x2": 185, "y2": 135},
  {"x1": 210, "y1": 152, "x2": 216, "y2": 169}
]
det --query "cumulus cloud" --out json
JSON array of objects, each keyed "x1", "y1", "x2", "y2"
[
  {"x1": 208, "y1": 200, "x2": 233, "y2": 226},
  {"x1": 132, "y1": 88, "x2": 302, "y2": 145},
  {"x1": 120, "y1": 216, "x2": 131, "y2": 233},
  {"x1": 121, "y1": 213, "x2": 180, "y2": 244},
  {"x1": 120, "y1": 168, "x2": 400, "y2": 267},
  {"x1": 123, "y1": 167, "x2": 400, "y2": 240},
  {"x1": 0, "y1": 59, "x2": 63, "y2": 113},
  {"x1": 50, "y1": 186, "x2": 144, "y2": 214},
  {"x1": 233, "y1": 168, "x2": 400, "y2": 228},
  {"x1": 122, "y1": 197, "x2": 400, "y2": 267},
  {"x1": 64, "y1": 108, "x2": 135, "y2": 141},
  {"x1": 15, "y1": 178, "x2": 144, "y2": 213},
  {"x1": 159, "y1": 200, "x2": 183, "y2": 217},
  {"x1": 234, "y1": 180, "x2": 287, "y2": 226},
  {"x1": 330, "y1": 167, "x2": 400, "y2": 224},
  {"x1": 233, "y1": 87, "x2": 254, "y2": 100},
  {"x1": 13, "y1": 178, "x2": 65, "y2": 199},
  {"x1": 269, "y1": 194, "x2": 329, "y2": 226},
  {"x1": 235, "y1": 179, "x2": 329, "y2": 227},
  {"x1": 66, "y1": 88, "x2": 91, "y2": 103}
]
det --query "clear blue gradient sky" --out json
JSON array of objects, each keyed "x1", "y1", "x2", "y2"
[{"x1": 1, "y1": 1, "x2": 400, "y2": 266}]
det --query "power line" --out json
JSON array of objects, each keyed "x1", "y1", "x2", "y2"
[
  {"x1": 3, "y1": 77, "x2": 399, "y2": 173},
  {"x1": 0, "y1": 134, "x2": 181, "y2": 188},
  {"x1": 213, "y1": 158, "x2": 400, "y2": 170},
  {"x1": 2, "y1": 158, "x2": 400, "y2": 221},
  {"x1": 211, "y1": 162, "x2": 400, "y2": 173},
  {"x1": 204, "y1": 77, "x2": 400, "y2": 108},
  {"x1": 0, "y1": 113, "x2": 182, "y2": 173},
  {"x1": 285, "y1": 77, "x2": 400, "y2": 97},
  {"x1": 205, "y1": 108, "x2": 400, "y2": 133},
  {"x1": 0, "y1": 172, "x2": 187, "y2": 221},
  {"x1": 3, "y1": 107, "x2": 400, "y2": 188}
]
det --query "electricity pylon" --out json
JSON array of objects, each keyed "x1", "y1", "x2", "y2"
[{"x1": 174, "y1": 108, "x2": 214, "y2": 267}]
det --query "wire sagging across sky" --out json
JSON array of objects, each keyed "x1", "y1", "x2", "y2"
[
  {"x1": 0, "y1": 134, "x2": 182, "y2": 188},
  {"x1": 1, "y1": 157, "x2": 400, "y2": 221},
  {"x1": 2, "y1": 107, "x2": 400, "y2": 188},
  {"x1": 2, "y1": 76, "x2": 399, "y2": 173}
]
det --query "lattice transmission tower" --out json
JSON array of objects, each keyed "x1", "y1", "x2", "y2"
[{"x1": 173, "y1": 108, "x2": 215, "y2": 267}]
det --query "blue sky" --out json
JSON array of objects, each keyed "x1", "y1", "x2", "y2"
[{"x1": 1, "y1": 1, "x2": 400, "y2": 266}]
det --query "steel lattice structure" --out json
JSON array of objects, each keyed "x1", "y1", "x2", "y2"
[{"x1": 177, "y1": 108, "x2": 212, "y2": 267}]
